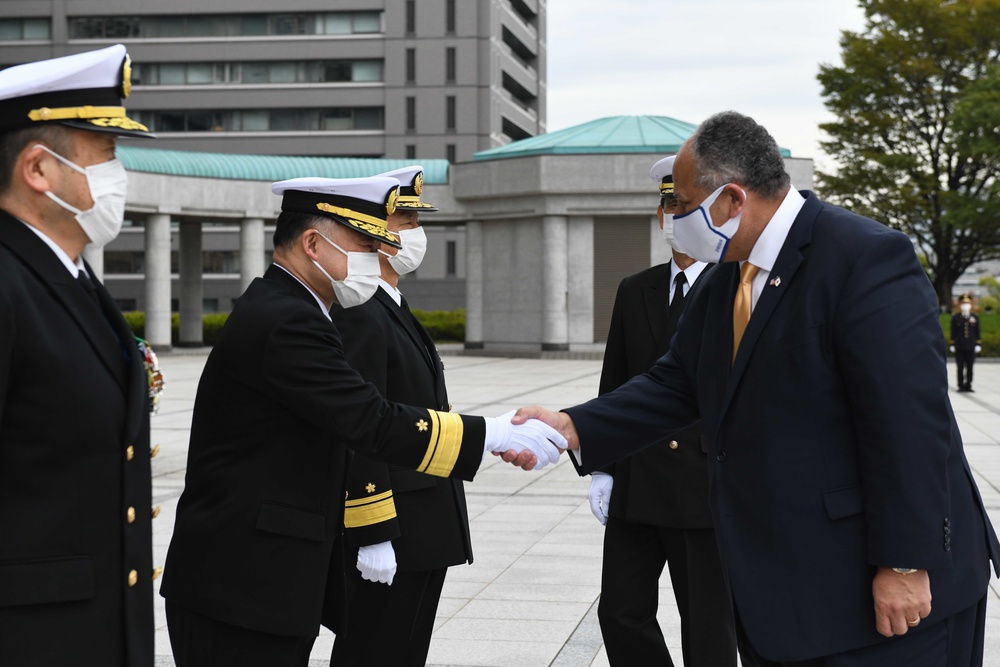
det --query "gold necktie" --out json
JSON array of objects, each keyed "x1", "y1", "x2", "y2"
[{"x1": 732, "y1": 262, "x2": 760, "y2": 363}]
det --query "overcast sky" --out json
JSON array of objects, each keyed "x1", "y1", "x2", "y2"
[{"x1": 546, "y1": 0, "x2": 869, "y2": 171}]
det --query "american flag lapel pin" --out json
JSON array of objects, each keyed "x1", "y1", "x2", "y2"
[{"x1": 769, "y1": 276, "x2": 781, "y2": 287}]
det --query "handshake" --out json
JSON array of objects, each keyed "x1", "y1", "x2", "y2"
[{"x1": 483, "y1": 409, "x2": 567, "y2": 470}]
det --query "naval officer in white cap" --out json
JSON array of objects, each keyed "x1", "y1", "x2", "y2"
[
  {"x1": 0, "y1": 45, "x2": 156, "y2": 667},
  {"x1": 160, "y1": 176, "x2": 566, "y2": 666},
  {"x1": 329, "y1": 166, "x2": 470, "y2": 667}
]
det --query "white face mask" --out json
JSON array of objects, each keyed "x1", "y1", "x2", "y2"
[
  {"x1": 659, "y1": 211, "x2": 682, "y2": 252},
  {"x1": 312, "y1": 231, "x2": 381, "y2": 308},
  {"x1": 672, "y1": 184, "x2": 745, "y2": 263},
  {"x1": 35, "y1": 144, "x2": 127, "y2": 248},
  {"x1": 961, "y1": 303, "x2": 972, "y2": 315},
  {"x1": 379, "y1": 226, "x2": 427, "y2": 275}
]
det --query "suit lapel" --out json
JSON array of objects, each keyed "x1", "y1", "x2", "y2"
[
  {"x1": 719, "y1": 195, "x2": 821, "y2": 420},
  {"x1": 375, "y1": 289, "x2": 436, "y2": 375},
  {"x1": 641, "y1": 262, "x2": 671, "y2": 346},
  {"x1": 0, "y1": 215, "x2": 128, "y2": 392}
]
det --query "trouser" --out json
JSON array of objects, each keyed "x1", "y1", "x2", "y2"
[
  {"x1": 166, "y1": 601, "x2": 316, "y2": 667},
  {"x1": 736, "y1": 594, "x2": 987, "y2": 667},
  {"x1": 330, "y1": 561, "x2": 448, "y2": 667},
  {"x1": 597, "y1": 517, "x2": 737, "y2": 667},
  {"x1": 956, "y1": 349, "x2": 975, "y2": 388}
]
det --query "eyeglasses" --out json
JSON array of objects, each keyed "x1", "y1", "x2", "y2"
[{"x1": 660, "y1": 194, "x2": 678, "y2": 211}]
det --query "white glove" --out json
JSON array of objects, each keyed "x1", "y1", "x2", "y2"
[
  {"x1": 588, "y1": 472, "x2": 614, "y2": 525},
  {"x1": 484, "y1": 410, "x2": 567, "y2": 470},
  {"x1": 975, "y1": 345, "x2": 982, "y2": 354},
  {"x1": 357, "y1": 541, "x2": 396, "y2": 585},
  {"x1": 950, "y1": 345, "x2": 956, "y2": 353}
]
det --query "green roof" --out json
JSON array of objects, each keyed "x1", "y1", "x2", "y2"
[
  {"x1": 473, "y1": 115, "x2": 792, "y2": 160},
  {"x1": 116, "y1": 146, "x2": 450, "y2": 183}
]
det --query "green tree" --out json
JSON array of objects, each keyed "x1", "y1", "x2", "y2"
[{"x1": 817, "y1": 0, "x2": 1000, "y2": 306}]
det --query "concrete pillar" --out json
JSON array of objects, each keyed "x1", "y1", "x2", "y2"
[
  {"x1": 464, "y1": 220, "x2": 484, "y2": 349},
  {"x1": 81, "y1": 245, "x2": 104, "y2": 283},
  {"x1": 240, "y1": 218, "x2": 266, "y2": 293},
  {"x1": 178, "y1": 220, "x2": 203, "y2": 346},
  {"x1": 541, "y1": 215, "x2": 569, "y2": 351},
  {"x1": 144, "y1": 213, "x2": 172, "y2": 349},
  {"x1": 567, "y1": 216, "x2": 594, "y2": 344}
]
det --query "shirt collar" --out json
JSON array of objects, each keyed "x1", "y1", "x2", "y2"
[
  {"x1": 273, "y1": 262, "x2": 331, "y2": 321},
  {"x1": 746, "y1": 187, "x2": 806, "y2": 273},
  {"x1": 21, "y1": 220, "x2": 87, "y2": 278},
  {"x1": 378, "y1": 277, "x2": 402, "y2": 306},
  {"x1": 670, "y1": 257, "x2": 709, "y2": 288}
]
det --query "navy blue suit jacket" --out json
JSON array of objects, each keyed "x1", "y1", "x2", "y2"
[{"x1": 567, "y1": 192, "x2": 1000, "y2": 661}]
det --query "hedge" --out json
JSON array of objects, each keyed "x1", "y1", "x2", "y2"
[
  {"x1": 123, "y1": 308, "x2": 466, "y2": 346},
  {"x1": 939, "y1": 312, "x2": 1000, "y2": 357}
]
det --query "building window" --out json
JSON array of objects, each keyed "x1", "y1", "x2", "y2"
[
  {"x1": 0, "y1": 18, "x2": 51, "y2": 40},
  {"x1": 405, "y1": 0, "x2": 415, "y2": 34},
  {"x1": 68, "y1": 12, "x2": 383, "y2": 39},
  {"x1": 446, "y1": 143, "x2": 456, "y2": 163},
  {"x1": 406, "y1": 144, "x2": 416, "y2": 159},
  {"x1": 446, "y1": 47, "x2": 456, "y2": 83},
  {"x1": 406, "y1": 96, "x2": 416, "y2": 132},
  {"x1": 406, "y1": 48, "x2": 416, "y2": 84},
  {"x1": 115, "y1": 298, "x2": 137, "y2": 311},
  {"x1": 133, "y1": 60, "x2": 385, "y2": 86},
  {"x1": 133, "y1": 108, "x2": 385, "y2": 132},
  {"x1": 202, "y1": 251, "x2": 240, "y2": 274},
  {"x1": 445, "y1": 95, "x2": 456, "y2": 131},
  {"x1": 445, "y1": 0, "x2": 456, "y2": 33},
  {"x1": 104, "y1": 251, "x2": 145, "y2": 274},
  {"x1": 446, "y1": 240, "x2": 457, "y2": 277},
  {"x1": 203, "y1": 298, "x2": 220, "y2": 313}
]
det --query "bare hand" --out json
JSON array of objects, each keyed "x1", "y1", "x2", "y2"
[
  {"x1": 492, "y1": 449, "x2": 539, "y2": 470},
  {"x1": 512, "y1": 405, "x2": 580, "y2": 450},
  {"x1": 872, "y1": 567, "x2": 931, "y2": 637}
]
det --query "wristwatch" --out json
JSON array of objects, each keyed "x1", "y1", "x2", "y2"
[{"x1": 891, "y1": 567, "x2": 918, "y2": 575}]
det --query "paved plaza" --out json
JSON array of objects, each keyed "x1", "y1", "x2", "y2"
[{"x1": 150, "y1": 352, "x2": 1000, "y2": 666}]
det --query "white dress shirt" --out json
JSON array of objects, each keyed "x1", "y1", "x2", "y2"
[
  {"x1": 669, "y1": 258, "x2": 709, "y2": 303},
  {"x1": 743, "y1": 187, "x2": 806, "y2": 310},
  {"x1": 21, "y1": 221, "x2": 87, "y2": 278}
]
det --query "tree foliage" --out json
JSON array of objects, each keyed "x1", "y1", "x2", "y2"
[{"x1": 817, "y1": 0, "x2": 1000, "y2": 305}]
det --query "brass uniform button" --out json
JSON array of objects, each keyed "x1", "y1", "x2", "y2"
[
  {"x1": 668, "y1": 440, "x2": 679, "y2": 450},
  {"x1": 126, "y1": 446, "x2": 134, "y2": 461},
  {"x1": 151, "y1": 506, "x2": 161, "y2": 519},
  {"x1": 150, "y1": 444, "x2": 161, "y2": 459},
  {"x1": 126, "y1": 507, "x2": 136, "y2": 524},
  {"x1": 151, "y1": 567, "x2": 163, "y2": 581},
  {"x1": 127, "y1": 570, "x2": 138, "y2": 587}
]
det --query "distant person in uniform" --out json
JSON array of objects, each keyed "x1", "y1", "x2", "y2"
[
  {"x1": 0, "y1": 45, "x2": 159, "y2": 666},
  {"x1": 160, "y1": 176, "x2": 565, "y2": 667},
  {"x1": 588, "y1": 155, "x2": 735, "y2": 667},
  {"x1": 329, "y1": 166, "x2": 471, "y2": 667},
  {"x1": 950, "y1": 294, "x2": 982, "y2": 392}
]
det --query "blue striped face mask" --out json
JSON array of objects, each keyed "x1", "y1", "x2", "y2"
[{"x1": 672, "y1": 184, "x2": 745, "y2": 263}]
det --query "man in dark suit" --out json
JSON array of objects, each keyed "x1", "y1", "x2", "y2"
[
  {"x1": 515, "y1": 111, "x2": 1000, "y2": 666},
  {"x1": 0, "y1": 46, "x2": 158, "y2": 666},
  {"x1": 329, "y1": 166, "x2": 471, "y2": 666},
  {"x1": 160, "y1": 176, "x2": 564, "y2": 667},
  {"x1": 589, "y1": 155, "x2": 735, "y2": 667},
  {"x1": 950, "y1": 294, "x2": 981, "y2": 392}
]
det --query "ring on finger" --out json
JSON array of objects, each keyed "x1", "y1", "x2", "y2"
[{"x1": 906, "y1": 617, "x2": 920, "y2": 626}]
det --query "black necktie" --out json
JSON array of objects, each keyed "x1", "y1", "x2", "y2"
[
  {"x1": 78, "y1": 271, "x2": 102, "y2": 310},
  {"x1": 668, "y1": 271, "x2": 687, "y2": 325}
]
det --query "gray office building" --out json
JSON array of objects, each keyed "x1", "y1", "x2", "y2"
[{"x1": 0, "y1": 0, "x2": 546, "y2": 163}]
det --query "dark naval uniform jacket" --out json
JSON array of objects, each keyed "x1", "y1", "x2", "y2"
[
  {"x1": 566, "y1": 193, "x2": 1000, "y2": 662},
  {"x1": 950, "y1": 311, "x2": 981, "y2": 351},
  {"x1": 332, "y1": 287, "x2": 472, "y2": 571},
  {"x1": 599, "y1": 261, "x2": 714, "y2": 528},
  {"x1": 0, "y1": 212, "x2": 154, "y2": 667},
  {"x1": 160, "y1": 265, "x2": 485, "y2": 639}
]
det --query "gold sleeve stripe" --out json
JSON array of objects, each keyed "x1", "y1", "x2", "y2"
[
  {"x1": 345, "y1": 490, "x2": 393, "y2": 507},
  {"x1": 344, "y1": 493, "x2": 397, "y2": 528},
  {"x1": 417, "y1": 410, "x2": 464, "y2": 477}
]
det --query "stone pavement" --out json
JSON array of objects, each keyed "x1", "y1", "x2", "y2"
[{"x1": 150, "y1": 353, "x2": 1000, "y2": 666}]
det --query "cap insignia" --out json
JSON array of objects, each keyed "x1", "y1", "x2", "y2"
[
  {"x1": 122, "y1": 55, "x2": 132, "y2": 98},
  {"x1": 414, "y1": 172, "x2": 423, "y2": 195},
  {"x1": 386, "y1": 186, "x2": 399, "y2": 215}
]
